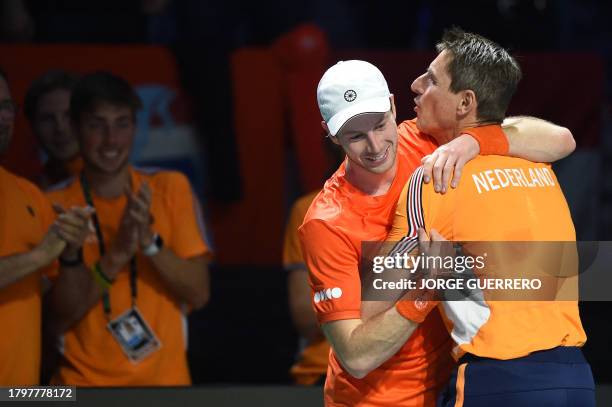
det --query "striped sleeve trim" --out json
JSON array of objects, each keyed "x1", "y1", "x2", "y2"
[{"x1": 389, "y1": 166, "x2": 425, "y2": 256}]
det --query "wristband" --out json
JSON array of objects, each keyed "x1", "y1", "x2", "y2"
[
  {"x1": 395, "y1": 297, "x2": 439, "y2": 323},
  {"x1": 59, "y1": 248, "x2": 83, "y2": 268},
  {"x1": 90, "y1": 261, "x2": 112, "y2": 290},
  {"x1": 142, "y1": 233, "x2": 164, "y2": 257},
  {"x1": 461, "y1": 124, "x2": 509, "y2": 156}
]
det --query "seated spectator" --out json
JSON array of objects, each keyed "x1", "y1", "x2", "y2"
[
  {"x1": 45, "y1": 71, "x2": 211, "y2": 386},
  {"x1": 24, "y1": 70, "x2": 81, "y2": 189}
]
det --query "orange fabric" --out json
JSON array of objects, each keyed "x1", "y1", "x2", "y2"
[
  {"x1": 461, "y1": 124, "x2": 509, "y2": 156},
  {"x1": 63, "y1": 156, "x2": 84, "y2": 177},
  {"x1": 454, "y1": 363, "x2": 466, "y2": 407},
  {"x1": 0, "y1": 166, "x2": 56, "y2": 385},
  {"x1": 283, "y1": 190, "x2": 320, "y2": 269},
  {"x1": 392, "y1": 156, "x2": 586, "y2": 360},
  {"x1": 290, "y1": 338, "x2": 330, "y2": 386},
  {"x1": 284, "y1": 190, "x2": 329, "y2": 385},
  {"x1": 299, "y1": 119, "x2": 454, "y2": 406},
  {"x1": 46, "y1": 167, "x2": 210, "y2": 386}
]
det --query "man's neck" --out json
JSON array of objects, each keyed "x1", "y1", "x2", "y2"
[
  {"x1": 431, "y1": 116, "x2": 482, "y2": 144},
  {"x1": 83, "y1": 165, "x2": 130, "y2": 199},
  {"x1": 345, "y1": 159, "x2": 397, "y2": 196}
]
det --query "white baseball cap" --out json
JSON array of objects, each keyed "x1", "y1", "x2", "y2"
[{"x1": 317, "y1": 60, "x2": 391, "y2": 137}]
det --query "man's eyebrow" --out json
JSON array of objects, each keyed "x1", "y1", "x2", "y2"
[
  {"x1": 375, "y1": 114, "x2": 387, "y2": 127},
  {"x1": 342, "y1": 130, "x2": 362, "y2": 137}
]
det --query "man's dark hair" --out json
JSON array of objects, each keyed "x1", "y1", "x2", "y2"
[
  {"x1": 24, "y1": 70, "x2": 78, "y2": 121},
  {"x1": 436, "y1": 27, "x2": 522, "y2": 123},
  {"x1": 70, "y1": 71, "x2": 142, "y2": 123}
]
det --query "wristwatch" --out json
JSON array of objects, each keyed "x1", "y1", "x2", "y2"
[
  {"x1": 59, "y1": 248, "x2": 84, "y2": 267},
  {"x1": 142, "y1": 233, "x2": 164, "y2": 257}
]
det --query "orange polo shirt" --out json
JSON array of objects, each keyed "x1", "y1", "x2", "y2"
[
  {"x1": 46, "y1": 166, "x2": 210, "y2": 386},
  {"x1": 390, "y1": 156, "x2": 586, "y2": 361},
  {"x1": 299, "y1": 120, "x2": 453, "y2": 406},
  {"x1": 0, "y1": 166, "x2": 56, "y2": 385}
]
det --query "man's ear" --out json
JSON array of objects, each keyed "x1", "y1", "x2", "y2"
[
  {"x1": 389, "y1": 94, "x2": 397, "y2": 120},
  {"x1": 457, "y1": 89, "x2": 477, "y2": 116}
]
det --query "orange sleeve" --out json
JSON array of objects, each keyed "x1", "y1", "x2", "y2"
[
  {"x1": 387, "y1": 181, "x2": 410, "y2": 242},
  {"x1": 298, "y1": 220, "x2": 361, "y2": 324},
  {"x1": 283, "y1": 199, "x2": 308, "y2": 270},
  {"x1": 167, "y1": 172, "x2": 211, "y2": 259},
  {"x1": 461, "y1": 124, "x2": 509, "y2": 156},
  {"x1": 22, "y1": 179, "x2": 60, "y2": 281}
]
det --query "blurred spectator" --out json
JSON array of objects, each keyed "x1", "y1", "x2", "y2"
[
  {"x1": 284, "y1": 190, "x2": 329, "y2": 385},
  {"x1": 284, "y1": 142, "x2": 343, "y2": 385},
  {"x1": 45, "y1": 72, "x2": 211, "y2": 386},
  {"x1": 24, "y1": 70, "x2": 81, "y2": 189},
  {"x1": 0, "y1": 67, "x2": 90, "y2": 385}
]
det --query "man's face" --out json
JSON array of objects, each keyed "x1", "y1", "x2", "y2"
[
  {"x1": 76, "y1": 103, "x2": 135, "y2": 175},
  {"x1": 411, "y1": 50, "x2": 462, "y2": 140},
  {"x1": 34, "y1": 88, "x2": 79, "y2": 161},
  {"x1": 0, "y1": 76, "x2": 16, "y2": 155},
  {"x1": 332, "y1": 109, "x2": 398, "y2": 175}
]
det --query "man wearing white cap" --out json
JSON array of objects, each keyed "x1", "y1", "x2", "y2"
[{"x1": 298, "y1": 58, "x2": 575, "y2": 406}]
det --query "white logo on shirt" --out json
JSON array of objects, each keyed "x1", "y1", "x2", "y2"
[{"x1": 314, "y1": 287, "x2": 343, "y2": 303}]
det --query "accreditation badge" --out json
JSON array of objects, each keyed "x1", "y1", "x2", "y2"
[{"x1": 107, "y1": 307, "x2": 162, "y2": 363}]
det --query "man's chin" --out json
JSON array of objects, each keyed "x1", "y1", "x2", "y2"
[
  {"x1": 365, "y1": 156, "x2": 395, "y2": 175},
  {"x1": 85, "y1": 159, "x2": 129, "y2": 176}
]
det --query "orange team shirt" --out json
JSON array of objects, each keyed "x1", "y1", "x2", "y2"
[
  {"x1": 284, "y1": 190, "x2": 330, "y2": 385},
  {"x1": 299, "y1": 119, "x2": 455, "y2": 407},
  {"x1": 389, "y1": 156, "x2": 586, "y2": 361},
  {"x1": 46, "y1": 166, "x2": 211, "y2": 386},
  {"x1": 0, "y1": 166, "x2": 56, "y2": 385}
]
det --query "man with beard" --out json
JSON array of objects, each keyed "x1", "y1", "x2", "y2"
[{"x1": 46, "y1": 72, "x2": 211, "y2": 385}]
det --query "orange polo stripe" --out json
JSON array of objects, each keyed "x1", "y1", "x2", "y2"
[{"x1": 454, "y1": 363, "x2": 467, "y2": 407}]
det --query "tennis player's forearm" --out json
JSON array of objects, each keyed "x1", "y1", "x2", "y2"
[
  {"x1": 148, "y1": 250, "x2": 210, "y2": 309},
  {"x1": 503, "y1": 116, "x2": 576, "y2": 162},
  {"x1": 323, "y1": 307, "x2": 418, "y2": 378}
]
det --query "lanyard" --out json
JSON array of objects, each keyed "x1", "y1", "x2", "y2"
[{"x1": 80, "y1": 173, "x2": 137, "y2": 319}]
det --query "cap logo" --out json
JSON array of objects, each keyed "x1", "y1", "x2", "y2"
[{"x1": 344, "y1": 90, "x2": 357, "y2": 102}]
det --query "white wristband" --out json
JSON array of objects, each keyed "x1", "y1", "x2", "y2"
[{"x1": 142, "y1": 233, "x2": 163, "y2": 257}]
